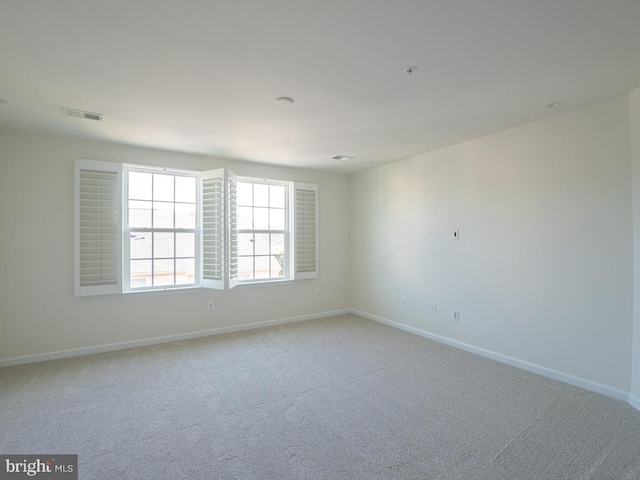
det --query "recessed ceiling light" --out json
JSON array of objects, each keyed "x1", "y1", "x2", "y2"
[
  {"x1": 332, "y1": 155, "x2": 354, "y2": 162},
  {"x1": 546, "y1": 101, "x2": 562, "y2": 109},
  {"x1": 275, "y1": 96, "x2": 294, "y2": 105}
]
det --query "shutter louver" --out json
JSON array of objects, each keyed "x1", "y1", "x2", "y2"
[
  {"x1": 75, "y1": 160, "x2": 122, "y2": 296},
  {"x1": 294, "y1": 183, "x2": 318, "y2": 279}
]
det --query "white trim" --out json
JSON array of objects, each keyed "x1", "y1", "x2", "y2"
[
  {"x1": 350, "y1": 309, "x2": 630, "y2": 402},
  {"x1": 0, "y1": 309, "x2": 350, "y2": 368},
  {"x1": 629, "y1": 394, "x2": 640, "y2": 412}
]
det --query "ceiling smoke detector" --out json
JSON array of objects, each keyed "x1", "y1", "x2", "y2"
[
  {"x1": 60, "y1": 107, "x2": 103, "y2": 121},
  {"x1": 404, "y1": 66, "x2": 418, "y2": 76},
  {"x1": 331, "y1": 155, "x2": 354, "y2": 162}
]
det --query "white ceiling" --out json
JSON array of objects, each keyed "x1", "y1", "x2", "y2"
[{"x1": 1, "y1": 1, "x2": 640, "y2": 173}]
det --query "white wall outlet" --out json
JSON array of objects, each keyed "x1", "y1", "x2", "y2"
[
  {"x1": 401, "y1": 296, "x2": 407, "y2": 306},
  {"x1": 430, "y1": 303, "x2": 437, "y2": 314},
  {"x1": 452, "y1": 310, "x2": 460, "y2": 321},
  {"x1": 453, "y1": 229, "x2": 460, "y2": 240},
  {"x1": 207, "y1": 301, "x2": 215, "y2": 311},
  {"x1": 316, "y1": 289, "x2": 322, "y2": 298}
]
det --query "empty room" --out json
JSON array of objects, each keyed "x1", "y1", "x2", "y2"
[{"x1": 2, "y1": 1, "x2": 640, "y2": 479}]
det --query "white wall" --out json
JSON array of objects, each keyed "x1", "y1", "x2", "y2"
[
  {"x1": 350, "y1": 97, "x2": 634, "y2": 394},
  {"x1": 631, "y1": 86, "x2": 640, "y2": 406},
  {"x1": 0, "y1": 130, "x2": 350, "y2": 363}
]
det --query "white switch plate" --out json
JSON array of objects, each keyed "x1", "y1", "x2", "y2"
[
  {"x1": 452, "y1": 310, "x2": 460, "y2": 321},
  {"x1": 430, "y1": 303, "x2": 437, "y2": 313}
]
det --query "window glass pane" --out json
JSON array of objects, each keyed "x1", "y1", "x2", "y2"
[
  {"x1": 254, "y1": 184, "x2": 269, "y2": 207},
  {"x1": 154, "y1": 259, "x2": 174, "y2": 286},
  {"x1": 153, "y1": 174, "x2": 174, "y2": 202},
  {"x1": 238, "y1": 233, "x2": 254, "y2": 256},
  {"x1": 270, "y1": 185, "x2": 285, "y2": 208},
  {"x1": 130, "y1": 260, "x2": 152, "y2": 288},
  {"x1": 254, "y1": 233, "x2": 270, "y2": 255},
  {"x1": 130, "y1": 232, "x2": 151, "y2": 259},
  {"x1": 254, "y1": 256, "x2": 270, "y2": 279},
  {"x1": 154, "y1": 232, "x2": 174, "y2": 258},
  {"x1": 175, "y1": 176, "x2": 196, "y2": 203},
  {"x1": 129, "y1": 172, "x2": 152, "y2": 200},
  {"x1": 238, "y1": 257, "x2": 254, "y2": 280},
  {"x1": 271, "y1": 233, "x2": 285, "y2": 255},
  {"x1": 176, "y1": 232, "x2": 195, "y2": 257},
  {"x1": 271, "y1": 255, "x2": 285, "y2": 278},
  {"x1": 129, "y1": 200, "x2": 152, "y2": 228},
  {"x1": 270, "y1": 208, "x2": 285, "y2": 230},
  {"x1": 237, "y1": 206, "x2": 253, "y2": 230},
  {"x1": 175, "y1": 203, "x2": 195, "y2": 229},
  {"x1": 175, "y1": 258, "x2": 195, "y2": 285},
  {"x1": 254, "y1": 207, "x2": 269, "y2": 230},
  {"x1": 154, "y1": 202, "x2": 174, "y2": 228},
  {"x1": 237, "y1": 182, "x2": 253, "y2": 206}
]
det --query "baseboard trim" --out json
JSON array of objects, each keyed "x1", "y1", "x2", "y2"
[
  {"x1": 629, "y1": 394, "x2": 640, "y2": 412},
  {"x1": 0, "y1": 309, "x2": 350, "y2": 368},
  {"x1": 350, "y1": 309, "x2": 630, "y2": 403}
]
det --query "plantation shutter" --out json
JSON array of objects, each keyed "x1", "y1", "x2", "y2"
[
  {"x1": 74, "y1": 159, "x2": 122, "y2": 296},
  {"x1": 201, "y1": 169, "x2": 225, "y2": 290},
  {"x1": 227, "y1": 171, "x2": 239, "y2": 289},
  {"x1": 294, "y1": 183, "x2": 318, "y2": 279}
]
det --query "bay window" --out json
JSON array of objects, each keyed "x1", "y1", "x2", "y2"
[{"x1": 74, "y1": 159, "x2": 317, "y2": 296}]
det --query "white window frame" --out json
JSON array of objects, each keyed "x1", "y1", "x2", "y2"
[
  {"x1": 122, "y1": 165, "x2": 201, "y2": 293},
  {"x1": 236, "y1": 177, "x2": 291, "y2": 284},
  {"x1": 74, "y1": 160, "x2": 318, "y2": 296}
]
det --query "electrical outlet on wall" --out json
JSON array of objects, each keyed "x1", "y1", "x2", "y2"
[
  {"x1": 452, "y1": 310, "x2": 460, "y2": 321},
  {"x1": 207, "y1": 301, "x2": 215, "y2": 311},
  {"x1": 430, "y1": 303, "x2": 437, "y2": 314},
  {"x1": 401, "y1": 296, "x2": 407, "y2": 306}
]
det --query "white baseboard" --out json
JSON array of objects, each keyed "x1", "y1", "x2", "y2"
[
  {"x1": 0, "y1": 309, "x2": 350, "y2": 368},
  {"x1": 350, "y1": 309, "x2": 630, "y2": 403},
  {"x1": 629, "y1": 394, "x2": 640, "y2": 412}
]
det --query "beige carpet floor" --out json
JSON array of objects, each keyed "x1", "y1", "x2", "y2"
[{"x1": 1, "y1": 313, "x2": 640, "y2": 479}]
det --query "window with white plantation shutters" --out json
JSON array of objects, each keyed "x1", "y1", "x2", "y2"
[
  {"x1": 74, "y1": 160, "x2": 122, "y2": 296},
  {"x1": 294, "y1": 183, "x2": 318, "y2": 279},
  {"x1": 74, "y1": 161, "x2": 316, "y2": 296}
]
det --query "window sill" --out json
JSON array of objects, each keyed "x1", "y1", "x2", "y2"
[
  {"x1": 122, "y1": 287, "x2": 204, "y2": 298},
  {"x1": 235, "y1": 279, "x2": 293, "y2": 289}
]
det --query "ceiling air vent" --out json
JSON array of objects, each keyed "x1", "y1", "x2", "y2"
[{"x1": 60, "y1": 107, "x2": 103, "y2": 121}]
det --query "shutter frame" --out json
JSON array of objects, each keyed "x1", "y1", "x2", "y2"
[
  {"x1": 201, "y1": 169, "x2": 225, "y2": 290},
  {"x1": 227, "y1": 171, "x2": 239, "y2": 289},
  {"x1": 293, "y1": 182, "x2": 318, "y2": 279},
  {"x1": 74, "y1": 159, "x2": 122, "y2": 296}
]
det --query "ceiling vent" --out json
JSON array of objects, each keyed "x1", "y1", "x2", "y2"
[{"x1": 60, "y1": 107, "x2": 103, "y2": 121}]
